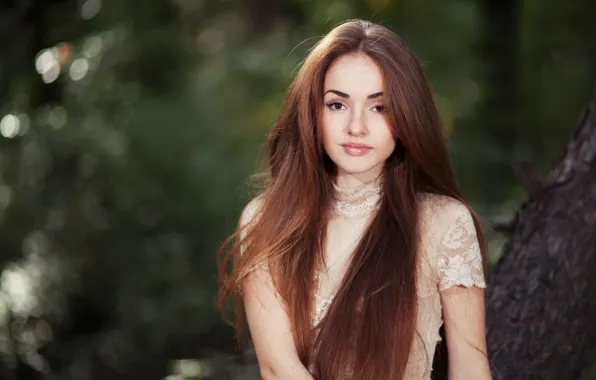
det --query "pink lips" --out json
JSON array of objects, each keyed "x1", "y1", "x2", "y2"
[{"x1": 341, "y1": 142, "x2": 373, "y2": 156}]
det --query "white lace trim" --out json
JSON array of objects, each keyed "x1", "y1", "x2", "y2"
[
  {"x1": 313, "y1": 292, "x2": 333, "y2": 326},
  {"x1": 332, "y1": 176, "x2": 382, "y2": 218},
  {"x1": 437, "y1": 210, "x2": 486, "y2": 291}
]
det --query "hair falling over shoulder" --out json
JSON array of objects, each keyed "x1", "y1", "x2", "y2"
[{"x1": 217, "y1": 19, "x2": 487, "y2": 380}]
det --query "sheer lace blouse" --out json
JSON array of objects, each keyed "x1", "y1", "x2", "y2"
[
  {"x1": 404, "y1": 193, "x2": 486, "y2": 378},
  {"x1": 239, "y1": 192, "x2": 486, "y2": 379}
]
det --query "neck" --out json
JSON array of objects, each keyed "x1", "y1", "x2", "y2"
[
  {"x1": 331, "y1": 175, "x2": 382, "y2": 218},
  {"x1": 334, "y1": 166, "x2": 383, "y2": 190}
]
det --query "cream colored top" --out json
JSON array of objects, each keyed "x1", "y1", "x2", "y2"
[{"x1": 240, "y1": 184, "x2": 486, "y2": 379}]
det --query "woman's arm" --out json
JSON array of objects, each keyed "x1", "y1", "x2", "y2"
[
  {"x1": 244, "y1": 267, "x2": 315, "y2": 380},
  {"x1": 431, "y1": 197, "x2": 492, "y2": 379},
  {"x1": 238, "y1": 200, "x2": 314, "y2": 379},
  {"x1": 441, "y1": 286, "x2": 493, "y2": 380}
]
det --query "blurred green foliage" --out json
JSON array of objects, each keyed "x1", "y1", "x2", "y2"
[{"x1": 0, "y1": 0, "x2": 594, "y2": 379}]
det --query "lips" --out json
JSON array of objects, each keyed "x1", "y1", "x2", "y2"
[{"x1": 341, "y1": 143, "x2": 372, "y2": 156}]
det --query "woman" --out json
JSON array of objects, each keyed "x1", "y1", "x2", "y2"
[{"x1": 218, "y1": 19, "x2": 492, "y2": 380}]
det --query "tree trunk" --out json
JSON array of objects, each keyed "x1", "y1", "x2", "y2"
[{"x1": 486, "y1": 86, "x2": 596, "y2": 379}]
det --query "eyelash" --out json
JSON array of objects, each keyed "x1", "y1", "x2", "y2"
[{"x1": 325, "y1": 101, "x2": 385, "y2": 113}]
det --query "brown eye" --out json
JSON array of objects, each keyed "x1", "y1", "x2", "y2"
[{"x1": 326, "y1": 102, "x2": 345, "y2": 111}]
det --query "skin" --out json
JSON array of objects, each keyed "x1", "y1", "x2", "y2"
[
  {"x1": 441, "y1": 286, "x2": 493, "y2": 379},
  {"x1": 242, "y1": 223, "x2": 315, "y2": 380},
  {"x1": 321, "y1": 53, "x2": 396, "y2": 190},
  {"x1": 243, "y1": 52, "x2": 492, "y2": 379}
]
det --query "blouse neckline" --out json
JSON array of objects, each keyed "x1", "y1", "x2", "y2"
[{"x1": 331, "y1": 175, "x2": 382, "y2": 218}]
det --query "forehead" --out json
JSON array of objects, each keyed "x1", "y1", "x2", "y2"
[{"x1": 324, "y1": 53, "x2": 384, "y2": 96}]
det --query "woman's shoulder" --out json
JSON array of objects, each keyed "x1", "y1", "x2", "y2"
[
  {"x1": 238, "y1": 196, "x2": 265, "y2": 256},
  {"x1": 417, "y1": 193, "x2": 486, "y2": 291},
  {"x1": 239, "y1": 195, "x2": 265, "y2": 229},
  {"x1": 417, "y1": 192, "x2": 471, "y2": 226},
  {"x1": 416, "y1": 192, "x2": 476, "y2": 255}
]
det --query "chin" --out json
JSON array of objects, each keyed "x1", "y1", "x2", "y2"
[{"x1": 335, "y1": 161, "x2": 380, "y2": 176}]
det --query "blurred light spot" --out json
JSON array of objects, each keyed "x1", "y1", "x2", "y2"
[
  {"x1": 42, "y1": 65, "x2": 61, "y2": 84},
  {"x1": 23, "y1": 232, "x2": 50, "y2": 259},
  {"x1": 18, "y1": 113, "x2": 30, "y2": 136},
  {"x1": 35, "y1": 105, "x2": 51, "y2": 127},
  {"x1": 81, "y1": 0, "x2": 101, "y2": 20},
  {"x1": 196, "y1": 28, "x2": 225, "y2": 55},
  {"x1": 34, "y1": 320, "x2": 53, "y2": 342},
  {"x1": 104, "y1": 130, "x2": 127, "y2": 156},
  {"x1": 169, "y1": 359, "x2": 208, "y2": 378},
  {"x1": 35, "y1": 47, "x2": 63, "y2": 83},
  {"x1": 1, "y1": 267, "x2": 35, "y2": 315},
  {"x1": 174, "y1": 359, "x2": 203, "y2": 377},
  {"x1": 0, "y1": 185, "x2": 13, "y2": 209},
  {"x1": 1, "y1": 114, "x2": 20, "y2": 138},
  {"x1": 45, "y1": 209, "x2": 65, "y2": 231},
  {"x1": 48, "y1": 106, "x2": 68, "y2": 129},
  {"x1": 101, "y1": 30, "x2": 115, "y2": 48},
  {"x1": 21, "y1": 329, "x2": 36, "y2": 345},
  {"x1": 83, "y1": 35, "x2": 104, "y2": 58},
  {"x1": 0, "y1": 302, "x2": 8, "y2": 326},
  {"x1": 164, "y1": 376, "x2": 183, "y2": 380},
  {"x1": 55, "y1": 42, "x2": 73, "y2": 65},
  {"x1": 35, "y1": 49, "x2": 57, "y2": 75},
  {"x1": 69, "y1": 58, "x2": 89, "y2": 81},
  {"x1": 26, "y1": 352, "x2": 49, "y2": 373}
]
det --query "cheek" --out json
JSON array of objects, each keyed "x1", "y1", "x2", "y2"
[
  {"x1": 321, "y1": 112, "x2": 341, "y2": 145},
  {"x1": 380, "y1": 140, "x2": 396, "y2": 158},
  {"x1": 375, "y1": 121, "x2": 397, "y2": 157}
]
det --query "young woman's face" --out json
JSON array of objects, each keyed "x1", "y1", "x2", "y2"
[{"x1": 321, "y1": 53, "x2": 396, "y2": 186}]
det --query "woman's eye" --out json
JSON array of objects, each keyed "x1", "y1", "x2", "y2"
[
  {"x1": 326, "y1": 102, "x2": 345, "y2": 111},
  {"x1": 372, "y1": 104, "x2": 385, "y2": 113}
]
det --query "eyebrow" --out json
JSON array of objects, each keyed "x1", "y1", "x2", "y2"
[{"x1": 324, "y1": 89, "x2": 384, "y2": 99}]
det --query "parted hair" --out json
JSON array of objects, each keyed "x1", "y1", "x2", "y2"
[{"x1": 217, "y1": 19, "x2": 487, "y2": 380}]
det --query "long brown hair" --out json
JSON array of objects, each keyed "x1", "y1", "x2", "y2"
[{"x1": 217, "y1": 19, "x2": 487, "y2": 380}]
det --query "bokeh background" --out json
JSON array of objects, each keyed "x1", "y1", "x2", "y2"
[{"x1": 0, "y1": 0, "x2": 595, "y2": 379}]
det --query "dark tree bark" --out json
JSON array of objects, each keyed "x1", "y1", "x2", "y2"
[{"x1": 486, "y1": 86, "x2": 596, "y2": 379}]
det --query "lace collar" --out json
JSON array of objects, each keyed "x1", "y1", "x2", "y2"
[{"x1": 331, "y1": 175, "x2": 382, "y2": 218}]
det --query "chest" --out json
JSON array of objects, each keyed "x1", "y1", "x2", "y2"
[
  {"x1": 311, "y1": 215, "x2": 438, "y2": 326},
  {"x1": 313, "y1": 215, "x2": 373, "y2": 324}
]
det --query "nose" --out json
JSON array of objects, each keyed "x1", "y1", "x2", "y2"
[{"x1": 346, "y1": 112, "x2": 368, "y2": 137}]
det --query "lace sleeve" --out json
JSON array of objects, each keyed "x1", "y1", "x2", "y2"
[{"x1": 437, "y1": 206, "x2": 486, "y2": 291}]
